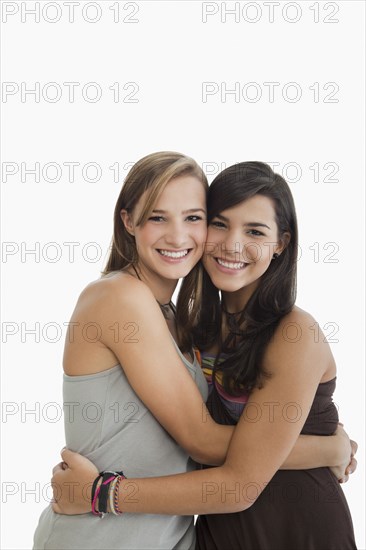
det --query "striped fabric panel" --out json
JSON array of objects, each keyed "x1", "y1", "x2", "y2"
[{"x1": 199, "y1": 352, "x2": 249, "y2": 421}]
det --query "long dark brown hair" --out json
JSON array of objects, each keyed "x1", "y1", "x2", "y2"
[
  {"x1": 103, "y1": 151, "x2": 208, "y2": 352},
  {"x1": 194, "y1": 161, "x2": 298, "y2": 394}
]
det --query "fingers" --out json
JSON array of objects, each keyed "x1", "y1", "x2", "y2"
[
  {"x1": 350, "y1": 440, "x2": 358, "y2": 456},
  {"x1": 346, "y1": 440, "x2": 358, "y2": 476},
  {"x1": 52, "y1": 462, "x2": 64, "y2": 476},
  {"x1": 60, "y1": 447, "x2": 73, "y2": 465},
  {"x1": 60, "y1": 447, "x2": 90, "y2": 469},
  {"x1": 346, "y1": 457, "x2": 357, "y2": 475}
]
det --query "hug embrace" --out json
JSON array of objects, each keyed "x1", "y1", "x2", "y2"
[{"x1": 33, "y1": 152, "x2": 357, "y2": 550}]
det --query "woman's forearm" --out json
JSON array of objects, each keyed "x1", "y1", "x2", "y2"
[
  {"x1": 118, "y1": 436, "x2": 337, "y2": 514},
  {"x1": 195, "y1": 425, "x2": 340, "y2": 469},
  {"x1": 118, "y1": 465, "x2": 251, "y2": 515},
  {"x1": 202, "y1": 432, "x2": 338, "y2": 470},
  {"x1": 281, "y1": 434, "x2": 341, "y2": 469}
]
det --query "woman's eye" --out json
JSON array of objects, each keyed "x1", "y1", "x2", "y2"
[
  {"x1": 247, "y1": 229, "x2": 264, "y2": 236},
  {"x1": 148, "y1": 216, "x2": 165, "y2": 222},
  {"x1": 186, "y1": 215, "x2": 203, "y2": 222},
  {"x1": 210, "y1": 220, "x2": 226, "y2": 228}
]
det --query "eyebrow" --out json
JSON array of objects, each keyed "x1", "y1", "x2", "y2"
[
  {"x1": 152, "y1": 208, "x2": 206, "y2": 215},
  {"x1": 215, "y1": 214, "x2": 271, "y2": 230}
]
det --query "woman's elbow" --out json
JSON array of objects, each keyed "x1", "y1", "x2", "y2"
[
  {"x1": 188, "y1": 442, "x2": 223, "y2": 466},
  {"x1": 176, "y1": 431, "x2": 206, "y2": 463},
  {"x1": 202, "y1": 493, "x2": 254, "y2": 514},
  {"x1": 188, "y1": 444, "x2": 213, "y2": 465},
  {"x1": 201, "y1": 468, "x2": 259, "y2": 514},
  {"x1": 180, "y1": 430, "x2": 217, "y2": 465},
  {"x1": 220, "y1": 499, "x2": 254, "y2": 514}
]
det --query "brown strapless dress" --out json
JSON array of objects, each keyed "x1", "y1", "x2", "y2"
[{"x1": 196, "y1": 357, "x2": 357, "y2": 550}]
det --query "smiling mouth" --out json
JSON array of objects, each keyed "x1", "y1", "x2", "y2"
[
  {"x1": 158, "y1": 249, "x2": 190, "y2": 259},
  {"x1": 215, "y1": 258, "x2": 247, "y2": 270}
]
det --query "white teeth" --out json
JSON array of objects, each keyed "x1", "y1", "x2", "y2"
[
  {"x1": 159, "y1": 249, "x2": 189, "y2": 259},
  {"x1": 217, "y1": 258, "x2": 245, "y2": 270}
]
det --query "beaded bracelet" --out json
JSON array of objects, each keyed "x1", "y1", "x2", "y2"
[
  {"x1": 109, "y1": 475, "x2": 119, "y2": 515},
  {"x1": 91, "y1": 471, "x2": 126, "y2": 517},
  {"x1": 111, "y1": 474, "x2": 126, "y2": 515}
]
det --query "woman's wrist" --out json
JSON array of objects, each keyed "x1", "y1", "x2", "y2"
[{"x1": 91, "y1": 471, "x2": 127, "y2": 517}]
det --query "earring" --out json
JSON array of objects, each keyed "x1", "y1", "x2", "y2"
[{"x1": 272, "y1": 253, "x2": 279, "y2": 260}]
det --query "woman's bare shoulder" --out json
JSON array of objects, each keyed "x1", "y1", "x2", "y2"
[
  {"x1": 280, "y1": 305, "x2": 316, "y2": 327},
  {"x1": 276, "y1": 306, "x2": 316, "y2": 339},
  {"x1": 75, "y1": 271, "x2": 156, "y2": 313},
  {"x1": 266, "y1": 305, "x2": 334, "y2": 376}
]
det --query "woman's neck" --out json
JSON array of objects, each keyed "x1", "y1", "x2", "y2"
[
  {"x1": 222, "y1": 281, "x2": 258, "y2": 313},
  {"x1": 130, "y1": 263, "x2": 178, "y2": 305}
]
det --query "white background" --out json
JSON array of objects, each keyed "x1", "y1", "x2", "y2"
[{"x1": 1, "y1": 1, "x2": 365, "y2": 548}]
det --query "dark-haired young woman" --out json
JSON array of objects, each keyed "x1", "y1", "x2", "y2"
[
  {"x1": 192, "y1": 162, "x2": 357, "y2": 549},
  {"x1": 50, "y1": 161, "x2": 357, "y2": 550}
]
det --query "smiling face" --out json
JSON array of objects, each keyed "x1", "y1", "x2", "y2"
[
  {"x1": 121, "y1": 174, "x2": 207, "y2": 288},
  {"x1": 203, "y1": 194, "x2": 287, "y2": 307}
]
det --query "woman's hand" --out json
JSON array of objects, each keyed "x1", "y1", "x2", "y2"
[
  {"x1": 52, "y1": 448, "x2": 98, "y2": 515},
  {"x1": 329, "y1": 424, "x2": 358, "y2": 483}
]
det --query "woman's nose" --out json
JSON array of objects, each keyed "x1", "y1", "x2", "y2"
[
  {"x1": 220, "y1": 231, "x2": 244, "y2": 259},
  {"x1": 164, "y1": 222, "x2": 188, "y2": 247}
]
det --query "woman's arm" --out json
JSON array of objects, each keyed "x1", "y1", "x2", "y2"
[
  {"x1": 80, "y1": 277, "x2": 350, "y2": 469},
  {"x1": 52, "y1": 308, "x2": 356, "y2": 515},
  {"x1": 73, "y1": 276, "x2": 234, "y2": 466},
  {"x1": 281, "y1": 425, "x2": 354, "y2": 470}
]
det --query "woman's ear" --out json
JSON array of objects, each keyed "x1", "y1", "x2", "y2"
[
  {"x1": 275, "y1": 231, "x2": 291, "y2": 256},
  {"x1": 120, "y1": 209, "x2": 135, "y2": 236}
]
